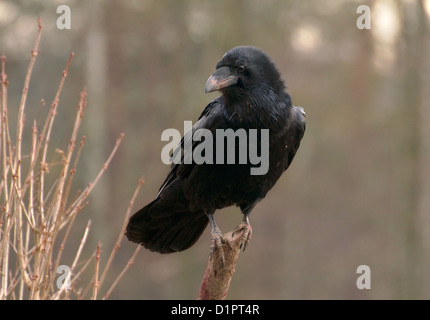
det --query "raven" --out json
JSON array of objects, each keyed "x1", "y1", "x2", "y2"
[{"x1": 126, "y1": 46, "x2": 305, "y2": 256}]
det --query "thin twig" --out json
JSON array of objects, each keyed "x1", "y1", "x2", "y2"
[
  {"x1": 65, "y1": 250, "x2": 96, "y2": 300},
  {"x1": 62, "y1": 136, "x2": 86, "y2": 215},
  {"x1": 21, "y1": 52, "x2": 74, "y2": 206},
  {"x1": 102, "y1": 246, "x2": 141, "y2": 300},
  {"x1": 92, "y1": 242, "x2": 101, "y2": 300},
  {"x1": 15, "y1": 17, "x2": 42, "y2": 172},
  {"x1": 43, "y1": 53, "x2": 76, "y2": 229},
  {"x1": 99, "y1": 176, "x2": 144, "y2": 287},
  {"x1": 14, "y1": 21, "x2": 42, "y2": 298},
  {"x1": 67, "y1": 133, "x2": 125, "y2": 218},
  {"x1": 51, "y1": 220, "x2": 91, "y2": 300},
  {"x1": 0, "y1": 55, "x2": 10, "y2": 299}
]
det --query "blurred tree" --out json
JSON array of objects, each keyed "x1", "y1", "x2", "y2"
[
  {"x1": 84, "y1": 0, "x2": 109, "y2": 244},
  {"x1": 397, "y1": 0, "x2": 429, "y2": 299},
  {"x1": 416, "y1": 0, "x2": 430, "y2": 298}
]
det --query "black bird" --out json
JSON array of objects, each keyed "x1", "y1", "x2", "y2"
[{"x1": 126, "y1": 46, "x2": 305, "y2": 257}]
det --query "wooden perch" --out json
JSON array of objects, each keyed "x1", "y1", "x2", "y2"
[{"x1": 198, "y1": 228, "x2": 246, "y2": 300}]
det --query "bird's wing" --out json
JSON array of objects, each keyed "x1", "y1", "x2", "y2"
[
  {"x1": 294, "y1": 105, "x2": 306, "y2": 139},
  {"x1": 156, "y1": 99, "x2": 223, "y2": 198},
  {"x1": 284, "y1": 105, "x2": 306, "y2": 170}
]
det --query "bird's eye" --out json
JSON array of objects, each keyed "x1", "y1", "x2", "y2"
[{"x1": 237, "y1": 65, "x2": 245, "y2": 73}]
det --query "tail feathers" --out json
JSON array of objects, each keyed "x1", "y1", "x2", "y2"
[{"x1": 126, "y1": 199, "x2": 208, "y2": 253}]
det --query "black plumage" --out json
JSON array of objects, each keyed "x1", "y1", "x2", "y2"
[{"x1": 126, "y1": 46, "x2": 306, "y2": 254}]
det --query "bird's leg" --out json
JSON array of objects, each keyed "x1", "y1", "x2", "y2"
[
  {"x1": 207, "y1": 212, "x2": 225, "y2": 264},
  {"x1": 233, "y1": 214, "x2": 253, "y2": 251}
]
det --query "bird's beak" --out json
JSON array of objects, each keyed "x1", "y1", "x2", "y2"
[{"x1": 205, "y1": 66, "x2": 238, "y2": 93}]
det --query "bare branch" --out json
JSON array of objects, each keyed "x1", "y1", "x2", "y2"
[
  {"x1": 92, "y1": 242, "x2": 101, "y2": 300},
  {"x1": 198, "y1": 229, "x2": 246, "y2": 300}
]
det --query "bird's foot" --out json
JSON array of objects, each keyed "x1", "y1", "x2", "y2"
[
  {"x1": 233, "y1": 221, "x2": 253, "y2": 251},
  {"x1": 210, "y1": 226, "x2": 225, "y2": 265}
]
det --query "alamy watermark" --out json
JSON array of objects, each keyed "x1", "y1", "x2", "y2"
[
  {"x1": 56, "y1": 5, "x2": 71, "y2": 30},
  {"x1": 161, "y1": 121, "x2": 270, "y2": 175},
  {"x1": 56, "y1": 265, "x2": 71, "y2": 291},
  {"x1": 356, "y1": 5, "x2": 371, "y2": 30},
  {"x1": 356, "y1": 265, "x2": 371, "y2": 290},
  {"x1": 56, "y1": 4, "x2": 371, "y2": 31}
]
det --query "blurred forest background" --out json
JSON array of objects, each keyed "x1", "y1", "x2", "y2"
[{"x1": 1, "y1": 0, "x2": 429, "y2": 299}]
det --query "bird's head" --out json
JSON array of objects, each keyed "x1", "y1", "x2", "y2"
[{"x1": 205, "y1": 46, "x2": 285, "y2": 99}]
